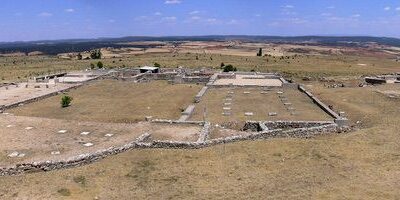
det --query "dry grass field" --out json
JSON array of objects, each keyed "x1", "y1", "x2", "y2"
[
  {"x1": 0, "y1": 82, "x2": 399, "y2": 199},
  {"x1": 1, "y1": 51, "x2": 399, "y2": 83},
  {"x1": 10, "y1": 80, "x2": 202, "y2": 123},
  {"x1": 189, "y1": 87, "x2": 332, "y2": 124},
  {"x1": 1, "y1": 45, "x2": 400, "y2": 199}
]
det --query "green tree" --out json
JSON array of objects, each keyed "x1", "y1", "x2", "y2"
[
  {"x1": 257, "y1": 48, "x2": 263, "y2": 56},
  {"x1": 90, "y1": 63, "x2": 95, "y2": 69},
  {"x1": 97, "y1": 61, "x2": 104, "y2": 69},
  {"x1": 90, "y1": 49, "x2": 102, "y2": 59},
  {"x1": 154, "y1": 62, "x2": 161, "y2": 67},
  {"x1": 61, "y1": 95, "x2": 73, "y2": 108},
  {"x1": 220, "y1": 62, "x2": 225, "y2": 68},
  {"x1": 77, "y1": 53, "x2": 83, "y2": 60},
  {"x1": 223, "y1": 64, "x2": 237, "y2": 72}
]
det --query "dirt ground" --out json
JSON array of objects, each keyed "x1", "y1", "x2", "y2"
[
  {"x1": 1, "y1": 82, "x2": 399, "y2": 200},
  {"x1": 189, "y1": 87, "x2": 332, "y2": 124},
  {"x1": 10, "y1": 80, "x2": 202, "y2": 123},
  {"x1": 0, "y1": 115, "x2": 203, "y2": 167},
  {"x1": 0, "y1": 83, "x2": 76, "y2": 107}
]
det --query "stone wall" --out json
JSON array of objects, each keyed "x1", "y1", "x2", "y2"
[
  {"x1": 1, "y1": 84, "x2": 83, "y2": 111},
  {"x1": 194, "y1": 86, "x2": 208, "y2": 103},
  {"x1": 178, "y1": 105, "x2": 196, "y2": 122},
  {"x1": 0, "y1": 122, "x2": 344, "y2": 176},
  {"x1": 298, "y1": 84, "x2": 349, "y2": 126}
]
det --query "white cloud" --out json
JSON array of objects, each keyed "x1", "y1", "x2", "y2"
[
  {"x1": 288, "y1": 18, "x2": 308, "y2": 24},
  {"x1": 189, "y1": 10, "x2": 200, "y2": 15},
  {"x1": 134, "y1": 15, "x2": 150, "y2": 21},
  {"x1": 254, "y1": 14, "x2": 261, "y2": 17},
  {"x1": 282, "y1": 5, "x2": 294, "y2": 9},
  {"x1": 281, "y1": 5, "x2": 296, "y2": 15},
  {"x1": 190, "y1": 16, "x2": 201, "y2": 20},
  {"x1": 227, "y1": 19, "x2": 239, "y2": 25},
  {"x1": 205, "y1": 18, "x2": 221, "y2": 25},
  {"x1": 327, "y1": 6, "x2": 335, "y2": 9},
  {"x1": 384, "y1": 6, "x2": 391, "y2": 11},
  {"x1": 65, "y1": 8, "x2": 75, "y2": 13},
  {"x1": 351, "y1": 14, "x2": 361, "y2": 18},
  {"x1": 165, "y1": 0, "x2": 181, "y2": 4},
  {"x1": 38, "y1": 12, "x2": 53, "y2": 17},
  {"x1": 154, "y1": 12, "x2": 162, "y2": 16},
  {"x1": 396, "y1": 7, "x2": 400, "y2": 11},
  {"x1": 108, "y1": 19, "x2": 115, "y2": 23},
  {"x1": 162, "y1": 16, "x2": 177, "y2": 23},
  {"x1": 321, "y1": 13, "x2": 332, "y2": 17}
]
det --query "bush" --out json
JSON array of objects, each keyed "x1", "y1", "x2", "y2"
[
  {"x1": 154, "y1": 62, "x2": 161, "y2": 67},
  {"x1": 97, "y1": 61, "x2": 104, "y2": 69},
  {"x1": 223, "y1": 64, "x2": 237, "y2": 72},
  {"x1": 61, "y1": 95, "x2": 73, "y2": 108},
  {"x1": 90, "y1": 49, "x2": 102, "y2": 59}
]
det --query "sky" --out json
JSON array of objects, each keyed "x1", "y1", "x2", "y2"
[{"x1": 0, "y1": 0, "x2": 400, "y2": 42}]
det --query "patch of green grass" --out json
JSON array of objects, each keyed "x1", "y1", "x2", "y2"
[
  {"x1": 73, "y1": 175, "x2": 87, "y2": 186},
  {"x1": 57, "y1": 188, "x2": 71, "y2": 196}
]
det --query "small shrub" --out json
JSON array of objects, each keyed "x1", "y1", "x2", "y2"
[
  {"x1": 57, "y1": 188, "x2": 71, "y2": 196},
  {"x1": 73, "y1": 175, "x2": 87, "y2": 186},
  {"x1": 61, "y1": 95, "x2": 73, "y2": 108},
  {"x1": 223, "y1": 64, "x2": 237, "y2": 72},
  {"x1": 97, "y1": 61, "x2": 104, "y2": 69}
]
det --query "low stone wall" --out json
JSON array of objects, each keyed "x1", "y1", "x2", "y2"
[
  {"x1": 34, "y1": 72, "x2": 67, "y2": 82},
  {"x1": 1, "y1": 84, "x2": 83, "y2": 111},
  {"x1": 178, "y1": 104, "x2": 196, "y2": 122},
  {"x1": 194, "y1": 86, "x2": 208, "y2": 103},
  {"x1": 0, "y1": 122, "x2": 345, "y2": 176},
  {"x1": 182, "y1": 76, "x2": 210, "y2": 84},
  {"x1": 263, "y1": 120, "x2": 335, "y2": 129},
  {"x1": 150, "y1": 119, "x2": 205, "y2": 125},
  {"x1": 298, "y1": 84, "x2": 349, "y2": 126},
  {"x1": 197, "y1": 122, "x2": 210, "y2": 143}
]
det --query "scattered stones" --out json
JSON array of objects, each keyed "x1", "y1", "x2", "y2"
[
  {"x1": 58, "y1": 130, "x2": 67, "y2": 134},
  {"x1": 283, "y1": 102, "x2": 292, "y2": 106},
  {"x1": 243, "y1": 91, "x2": 250, "y2": 94},
  {"x1": 223, "y1": 102, "x2": 232, "y2": 106},
  {"x1": 223, "y1": 107, "x2": 231, "y2": 110},
  {"x1": 7, "y1": 152, "x2": 19, "y2": 158},
  {"x1": 51, "y1": 151, "x2": 61, "y2": 155},
  {"x1": 244, "y1": 112, "x2": 254, "y2": 116},
  {"x1": 277, "y1": 91, "x2": 284, "y2": 94},
  {"x1": 25, "y1": 127, "x2": 33, "y2": 130},
  {"x1": 222, "y1": 112, "x2": 231, "y2": 116},
  {"x1": 225, "y1": 98, "x2": 232, "y2": 101},
  {"x1": 287, "y1": 107, "x2": 295, "y2": 111},
  {"x1": 80, "y1": 131, "x2": 90, "y2": 135},
  {"x1": 268, "y1": 112, "x2": 278, "y2": 116},
  {"x1": 6, "y1": 125, "x2": 14, "y2": 128},
  {"x1": 18, "y1": 153, "x2": 26, "y2": 158},
  {"x1": 260, "y1": 91, "x2": 268, "y2": 94},
  {"x1": 83, "y1": 143, "x2": 94, "y2": 147},
  {"x1": 228, "y1": 91, "x2": 234, "y2": 94},
  {"x1": 105, "y1": 133, "x2": 114, "y2": 137}
]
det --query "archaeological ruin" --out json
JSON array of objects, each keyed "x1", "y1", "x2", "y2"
[{"x1": 0, "y1": 67, "x2": 350, "y2": 176}]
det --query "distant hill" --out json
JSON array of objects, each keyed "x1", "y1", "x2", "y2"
[{"x1": 1, "y1": 35, "x2": 399, "y2": 55}]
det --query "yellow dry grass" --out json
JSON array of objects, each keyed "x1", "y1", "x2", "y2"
[
  {"x1": 1, "y1": 52, "x2": 399, "y2": 83},
  {"x1": 1, "y1": 83, "x2": 399, "y2": 199},
  {"x1": 10, "y1": 80, "x2": 202, "y2": 123}
]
